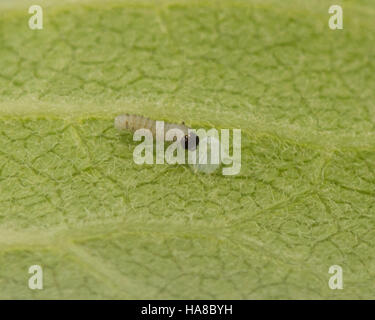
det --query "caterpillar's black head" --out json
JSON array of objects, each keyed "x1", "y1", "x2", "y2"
[{"x1": 183, "y1": 132, "x2": 199, "y2": 151}]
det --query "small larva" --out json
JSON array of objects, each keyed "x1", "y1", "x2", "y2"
[{"x1": 114, "y1": 114, "x2": 199, "y2": 150}]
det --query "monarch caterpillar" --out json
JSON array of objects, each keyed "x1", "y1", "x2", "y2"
[{"x1": 114, "y1": 114, "x2": 199, "y2": 150}]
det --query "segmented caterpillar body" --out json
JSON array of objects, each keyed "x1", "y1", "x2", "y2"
[
  {"x1": 114, "y1": 114, "x2": 189, "y2": 136},
  {"x1": 114, "y1": 114, "x2": 199, "y2": 150}
]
